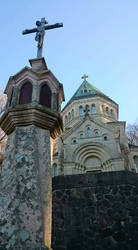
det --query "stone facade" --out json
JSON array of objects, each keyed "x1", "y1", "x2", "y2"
[
  {"x1": 52, "y1": 171, "x2": 138, "y2": 250},
  {"x1": 52, "y1": 78, "x2": 138, "y2": 176}
]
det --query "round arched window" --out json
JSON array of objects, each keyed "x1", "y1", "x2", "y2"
[
  {"x1": 87, "y1": 127, "x2": 91, "y2": 137},
  {"x1": 104, "y1": 136, "x2": 108, "y2": 141},
  {"x1": 65, "y1": 116, "x2": 68, "y2": 124},
  {"x1": 68, "y1": 112, "x2": 71, "y2": 121},
  {"x1": 71, "y1": 109, "x2": 74, "y2": 119},
  {"x1": 91, "y1": 104, "x2": 97, "y2": 114},
  {"x1": 80, "y1": 133, "x2": 84, "y2": 139},
  {"x1": 79, "y1": 106, "x2": 84, "y2": 116},
  {"x1": 72, "y1": 138, "x2": 77, "y2": 145},
  {"x1": 106, "y1": 107, "x2": 109, "y2": 113},
  {"x1": 95, "y1": 130, "x2": 99, "y2": 136}
]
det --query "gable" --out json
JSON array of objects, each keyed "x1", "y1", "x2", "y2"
[
  {"x1": 5, "y1": 67, "x2": 38, "y2": 94},
  {"x1": 62, "y1": 115, "x2": 116, "y2": 143}
]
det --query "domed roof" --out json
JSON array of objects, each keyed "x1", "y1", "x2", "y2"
[
  {"x1": 72, "y1": 79, "x2": 105, "y2": 98},
  {"x1": 63, "y1": 77, "x2": 117, "y2": 110}
]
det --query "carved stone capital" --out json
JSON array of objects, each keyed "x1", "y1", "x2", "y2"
[{"x1": 0, "y1": 103, "x2": 64, "y2": 139}]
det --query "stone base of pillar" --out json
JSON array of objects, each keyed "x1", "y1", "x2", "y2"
[{"x1": 0, "y1": 125, "x2": 52, "y2": 249}]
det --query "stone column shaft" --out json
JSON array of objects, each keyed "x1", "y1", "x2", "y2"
[{"x1": 0, "y1": 125, "x2": 51, "y2": 249}]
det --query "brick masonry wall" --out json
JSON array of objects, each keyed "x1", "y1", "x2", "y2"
[{"x1": 52, "y1": 171, "x2": 138, "y2": 250}]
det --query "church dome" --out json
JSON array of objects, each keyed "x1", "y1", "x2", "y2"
[
  {"x1": 62, "y1": 76, "x2": 118, "y2": 126},
  {"x1": 64, "y1": 78, "x2": 117, "y2": 108}
]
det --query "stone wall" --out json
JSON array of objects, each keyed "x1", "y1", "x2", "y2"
[{"x1": 52, "y1": 171, "x2": 138, "y2": 250}]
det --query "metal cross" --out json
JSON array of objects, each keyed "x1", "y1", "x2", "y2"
[
  {"x1": 22, "y1": 17, "x2": 63, "y2": 58},
  {"x1": 81, "y1": 74, "x2": 88, "y2": 80}
]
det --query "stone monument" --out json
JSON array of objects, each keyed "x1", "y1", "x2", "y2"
[{"x1": 0, "y1": 18, "x2": 64, "y2": 250}]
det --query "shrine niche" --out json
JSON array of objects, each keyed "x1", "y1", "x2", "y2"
[
  {"x1": 39, "y1": 83, "x2": 51, "y2": 108},
  {"x1": 19, "y1": 81, "x2": 33, "y2": 104}
]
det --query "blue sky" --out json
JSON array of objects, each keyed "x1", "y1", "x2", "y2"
[{"x1": 0, "y1": 0, "x2": 138, "y2": 125}]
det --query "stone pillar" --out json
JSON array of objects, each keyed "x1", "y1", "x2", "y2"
[
  {"x1": 0, "y1": 57, "x2": 64, "y2": 249},
  {"x1": 0, "y1": 104, "x2": 63, "y2": 249}
]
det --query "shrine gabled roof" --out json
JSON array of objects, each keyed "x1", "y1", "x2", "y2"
[
  {"x1": 4, "y1": 65, "x2": 65, "y2": 101},
  {"x1": 62, "y1": 79, "x2": 117, "y2": 111}
]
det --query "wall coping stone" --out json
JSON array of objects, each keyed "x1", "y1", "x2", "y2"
[{"x1": 52, "y1": 171, "x2": 138, "y2": 190}]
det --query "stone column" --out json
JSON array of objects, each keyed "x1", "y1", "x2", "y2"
[{"x1": 0, "y1": 104, "x2": 63, "y2": 250}]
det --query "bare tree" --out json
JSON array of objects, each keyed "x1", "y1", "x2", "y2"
[
  {"x1": 0, "y1": 93, "x2": 7, "y2": 115},
  {"x1": 0, "y1": 94, "x2": 7, "y2": 154},
  {"x1": 126, "y1": 123, "x2": 138, "y2": 146}
]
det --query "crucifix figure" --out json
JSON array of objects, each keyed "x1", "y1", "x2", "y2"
[
  {"x1": 22, "y1": 17, "x2": 63, "y2": 58},
  {"x1": 81, "y1": 74, "x2": 88, "y2": 80}
]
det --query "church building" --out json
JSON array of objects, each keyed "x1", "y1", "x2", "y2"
[
  {"x1": 1, "y1": 17, "x2": 138, "y2": 250},
  {"x1": 52, "y1": 75, "x2": 138, "y2": 176}
]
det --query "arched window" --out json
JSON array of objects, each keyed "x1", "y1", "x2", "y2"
[
  {"x1": 80, "y1": 132, "x2": 84, "y2": 139},
  {"x1": 72, "y1": 138, "x2": 77, "y2": 145},
  {"x1": 19, "y1": 82, "x2": 32, "y2": 104},
  {"x1": 39, "y1": 83, "x2": 51, "y2": 108},
  {"x1": 104, "y1": 135, "x2": 108, "y2": 141},
  {"x1": 94, "y1": 130, "x2": 99, "y2": 136},
  {"x1": 106, "y1": 107, "x2": 109, "y2": 113},
  {"x1": 85, "y1": 104, "x2": 90, "y2": 114},
  {"x1": 71, "y1": 109, "x2": 74, "y2": 120},
  {"x1": 79, "y1": 106, "x2": 84, "y2": 116},
  {"x1": 68, "y1": 112, "x2": 71, "y2": 121},
  {"x1": 91, "y1": 104, "x2": 97, "y2": 114},
  {"x1": 65, "y1": 115, "x2": 68, "y2": 124},
  {"x1": 87, "y1": 127, "x2": 91, "y2": 138}
]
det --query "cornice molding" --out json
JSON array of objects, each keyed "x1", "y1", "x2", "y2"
[{"x1": 0, "y1": 104, "x2": 64, "y2": 139}]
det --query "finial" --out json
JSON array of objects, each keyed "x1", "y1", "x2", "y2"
[{"x1": 81, "y1": 74, "x2": 88, "y2": 80}]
